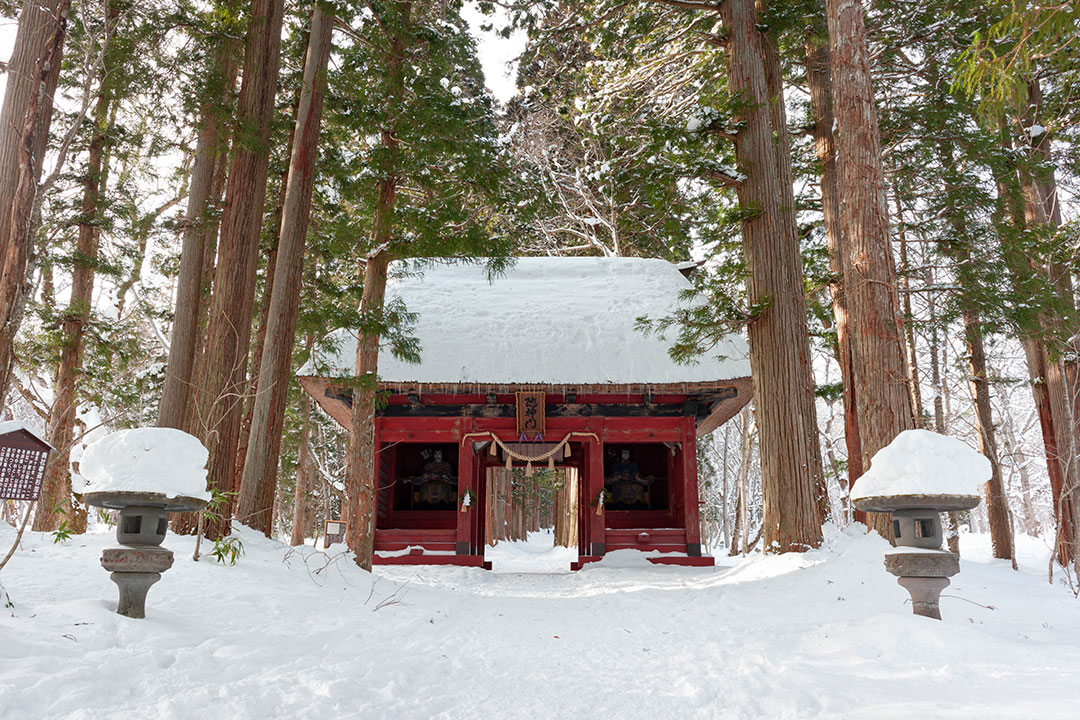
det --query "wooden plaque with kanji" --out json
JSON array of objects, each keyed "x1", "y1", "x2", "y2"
[
  {"x1": 0, "y1": 429, "x2": 50, "y2": 501},
  {"x1": 515, "y1": 391, "x2": 546, "y2": 437}
]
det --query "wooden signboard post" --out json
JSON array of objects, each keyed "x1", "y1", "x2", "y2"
[
  {"x1": 324, "y1": 520, "x2": 347, "y2": 548},
  {"x1": 0, "y1": 426, "x2": 52, "y2": 501},
  {"x1": 515, "y1": 391, "x2": 545, "y2": 438}
]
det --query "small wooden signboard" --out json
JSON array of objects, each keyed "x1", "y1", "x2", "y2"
[
  {"x1": 515, "y1": 391, "x2": 546, "y2": 437},
  {"x1": 324, "y1": 520, "x2": 347, "y2": 548},
  {"x1": 0, "y1": 427, "x2": 52, "y2": 501}
]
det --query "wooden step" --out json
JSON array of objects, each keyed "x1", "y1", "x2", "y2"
[
  {"x1": 375, "y1": 528, "x2": 456, "y2": 553},
  {"x1": 374, "y1": 554, "x2": 485, "y2": 567},
  {"x1": 605, "y1": 527, "x2": 686, "y2": 552}
]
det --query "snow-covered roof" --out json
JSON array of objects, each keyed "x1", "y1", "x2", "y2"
[
  {"x1": 300, "y1": 257, "x2": 750, "y2": 386},
  {"x1": 0, "y1": 420, "x2": 52, "y2": 450}
]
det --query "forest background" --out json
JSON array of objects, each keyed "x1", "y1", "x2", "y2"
[{"x1": 0, "y1": 0, "x2": 1077, "y2": 583}]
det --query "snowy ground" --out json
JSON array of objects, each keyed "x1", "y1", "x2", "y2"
[
  {"x1": 2, "y1": 523, "x2": 1079, "y2": 719},
  {"x1": 484, "y1": 529, "x2": 578, "y2": 573}
]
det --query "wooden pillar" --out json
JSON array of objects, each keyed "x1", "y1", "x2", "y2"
[
  {"x1": 457, "y1": 419, "x2": 474, "y2": 554},
  {"x1": 588, "y1": 426, "x2": 606, "y2": 556},
  {"x1": 683, "y1": 418, "x2": 703, "y2": 556},
  {"x1": 372, "y1": 425, "x2": 383, "y2": 542}
]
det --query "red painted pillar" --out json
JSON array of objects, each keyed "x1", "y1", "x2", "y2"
[
  {"x1": 457, "y1": 418, "x2": 475, "y2": 555},
  {"x1": 588, "y1": 423, "x2": 606, "y2": 556},
  {"x1": 373, "y1": 420, "x2": 386, "y2": 532},
  {"x1": 682, "y1": 417, "x2": 703, "y2": 556}
]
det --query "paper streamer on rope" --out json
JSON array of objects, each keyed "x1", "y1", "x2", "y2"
[{"x1": 460, "y1": 431, "x2": 600, "y2": 469}]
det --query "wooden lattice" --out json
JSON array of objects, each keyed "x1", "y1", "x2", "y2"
[{"x1": 0, "y1": 442, "x2": 48, "y2": 501}]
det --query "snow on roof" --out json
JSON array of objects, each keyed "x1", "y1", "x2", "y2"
[
  {"x1": 0, "y1": 420, "x2": 52, "y2": 449},
  {"x1": 300, "y1": 257, "x2": 750, "y2": 386},
  {"x1": 850, "y1": 429, "x2": 991, "y2": 501}
]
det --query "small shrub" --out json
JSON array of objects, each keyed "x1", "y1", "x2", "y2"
[{"x1": 210, "y1": 536, "x2": 244, "y2": 566}]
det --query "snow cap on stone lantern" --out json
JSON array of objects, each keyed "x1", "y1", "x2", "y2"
[
  {"x1": 851, "y1": 428, "x2": 991, "y2": 504},
  {"x1": 81, "y1": 427, "x2": 211, "y2": 501}
]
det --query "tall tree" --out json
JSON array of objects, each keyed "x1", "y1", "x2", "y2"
[
  {"x1": 158, "y1": 5, "x2": 241, "y2": 433},
  {"x1": 237, "y1": 1, "x2": 335, "y2": 534},
  {"x1": 191, "y1": 0, "x2": 286, "y2": 538},
  {"x1": 332, "y1": 0, "x2": 515, "y2": 568},
  {"x1": 33, "y1": 1, "x2": 124, "y2": 532},
  {"x1": 805, "y1": 0, "x2": 862, "y2": 500},
  {"x1": 721, "y1": 0, "x2": 824, "y2": 551},
  {"x1": 0, "y1": 0, "x2": 71, "y2": 404},
  {"x1": 825, "y1": 0, "x2": 914, "y2": 538}
]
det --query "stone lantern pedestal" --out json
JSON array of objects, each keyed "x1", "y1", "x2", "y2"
[
  {"x1": 854, "y1": 493, "x2": 980, "y2": 620},
  {"x1": 84, "y1": 491, "x2": 207, "y2": 619}
]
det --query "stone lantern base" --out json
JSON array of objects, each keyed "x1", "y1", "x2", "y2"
[
  {"x1": 84, "y1": 492, "x2": 205, "y2": 619},
  {"x1": 885, "y1": 550, "x2": 959, "y2": 620},
  {"x1": 100, "y1": 546, "x2": 174, "y2": 619}
]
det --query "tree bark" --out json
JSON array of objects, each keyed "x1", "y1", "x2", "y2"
[
  {"x1": 232, "y1": 74, "x2": 305, "y2": 503},
  {"x1": 761, "y1": 22, "x2": 829, "y2": 526},
  {"x1": 192, "y1": 0, "x2": 285, "y2": 539},
  {"x1": 995, "y1": 102, "x2": 1078, "y2": 567},
  {"x1": 825, "y1": 0, "x2": 913, "y2": 540},
  {"x1": 158, "y1": 40, "x2": 239, "y2": 433},
  {"x1": 345, "y1": 251, "x2": 391, "y2": 569},
  {"x1": 238, "y1": 2, "x2": 334, "y2": 535},
  {"x1": 0, "y1": 0, "x2": 70, "y2": 404},
  {"x1": 720, "y1": 0, "x2": 823, "y2": 553},
  {"x1": 344, "y1": 0, "x2": 411, "y2": 570},
  {"x1": 33, "y1": 10, "x2": 113, "y2": 531},
  {"x1": 806, "y1": 8, "x2": 862, "y2": 514}
]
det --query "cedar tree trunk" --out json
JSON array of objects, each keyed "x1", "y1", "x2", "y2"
[
  {"x1": 0, "y1": 0, "x2": 69, "y2": 403},
  {"x1": 238, "y1": 2, "x2": 334, "y2": 534},
  {"x1": 345, "y1": 250, "x2": 391, "y2": 569},
  {"x1": 33, "y1": 40, "x2": 112, "y2": 532},
  {"x1": 761, "y1": 22, "x2": 829, "y2": 525},
  {"x1": 721, "y1": 0, "x2": 823, "y2": 552},
  {"x1": 825, "y1": 0, "x2": 914, "y2": 540},
  {"x1": 192, "y1": 0, "x2": 285, "y2": 538},
  {"x1": 806, "y1": 8, "x2": 862, "y2": 518},
  {"x1": 159, "y1": 42, "x2": 239, "y2": 432}
]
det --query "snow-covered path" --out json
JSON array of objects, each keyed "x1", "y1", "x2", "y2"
[{"x1": 2, "y1": 524, "x2": 1078, "y2": 719}]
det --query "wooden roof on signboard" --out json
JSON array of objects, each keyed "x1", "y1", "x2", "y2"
[{"x1": 0, "y1": 421, "x2": 53, "y2": 452}]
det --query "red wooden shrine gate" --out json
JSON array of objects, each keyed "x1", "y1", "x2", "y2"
[{"x1": 366, "y1": 395, "x2": 715, "y2": 569}]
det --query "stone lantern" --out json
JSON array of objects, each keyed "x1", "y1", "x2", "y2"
[
  {"x1": 850, "y1": 429, "x2": 989, "y2": 621},
  {"x1": 852, "y1": 493, "x2": 980, "y2": 619},
  {"x1": 78, "y1": 427, "x2": 210, "y2": 619},
  {"x1": 83, "y1": 491, "x2": 207, "y2": 618}
]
